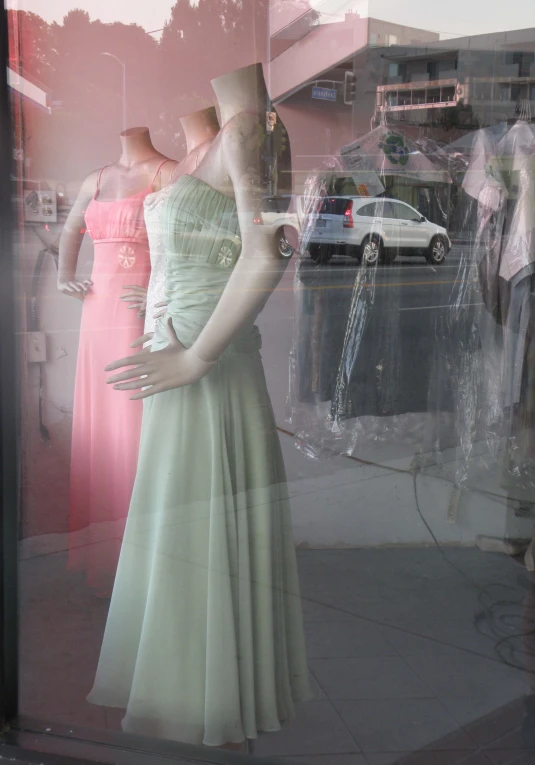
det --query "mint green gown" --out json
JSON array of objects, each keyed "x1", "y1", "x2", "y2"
[{"x1": 87, "y1": 175, "x2": 312, "y2": 746}]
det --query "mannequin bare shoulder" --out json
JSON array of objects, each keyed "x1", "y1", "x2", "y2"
[
  {"x1": 156, "y1": 161, "x2": 179, "y2": 192},
  {"x1": 57, "y1": 169, "x2": 100, "y2": 300},
  {"x1": 222, "y1": 111, "x2": 263, "y2": 194},
  {"x1": 221, "y1": 112, "x2": 277, "y2": 261}
]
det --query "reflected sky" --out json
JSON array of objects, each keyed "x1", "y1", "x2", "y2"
[{"x1": 7, "y1": 0, "x2": 535, "y2": 39}]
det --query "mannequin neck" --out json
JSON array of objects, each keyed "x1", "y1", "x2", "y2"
[
  {"x1": 211, "y1": 63, "x2": 267, "y2": 127},
  {"x1": 180, "y1": 107, "x2": 220, "y2": 154},
  {"x1": 119, "y1": 127, "x2": 160, "y2": 167}
]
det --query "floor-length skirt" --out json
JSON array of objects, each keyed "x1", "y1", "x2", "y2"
[
  {"x1": 87, "y1": 342, "x2": 312, "y2": 745},
  {"x1": 68, "y1": 241, "x2": 148, "y2": 593}
]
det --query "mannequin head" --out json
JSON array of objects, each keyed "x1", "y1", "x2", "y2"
[
  {"x1": 179, "y1": 107, "x2": 220, "y2": 153},
  {"x1": 211, "y1": 63, "x2": 267, "y2": 126}
]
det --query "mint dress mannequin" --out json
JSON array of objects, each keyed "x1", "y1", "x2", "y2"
[{"x1": 87, "y1": 173, "x2": 312, "y2": 746}]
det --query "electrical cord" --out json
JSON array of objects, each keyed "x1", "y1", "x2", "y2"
[
  {"x1": 411, "y1": 467, "x2": 533, "y2": 676},
  {"x1": 278, "y1": 425, "x2": 533, "y2": 506},
  {"x1": 279, "y1": 424, "x2": 535, "y2": 675},
  {"x1": 28, "y1": 241, "x2": 59, "y2": 442}
]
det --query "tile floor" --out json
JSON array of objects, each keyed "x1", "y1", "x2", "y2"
[{"x1": 19, "y1": 546, "x2": 535, "y2": 764}]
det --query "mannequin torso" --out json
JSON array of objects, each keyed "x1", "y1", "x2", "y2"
[
  {"x1": 96, "y1": 127, "x2": 176, "y2": 200},
  {"x1": 107, "y1": 62, "x2": 293, "y2": 389},
  {"x1": 57, "y1": 127, "x2": 175, "y2": 297},
  {"x1": 174, "y1": 106, "x2": 220, "y2": 179},
  {"x1": 140, "y1": 108, "x2": 220, "y2": 331}
]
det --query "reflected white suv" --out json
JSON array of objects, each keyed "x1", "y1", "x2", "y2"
[
  {"x1": 257, "y1": 194, "x2": 301, "y2": 258},
  {"x1": 306, "y1": 196, "x2": 451, "y2": 266}
]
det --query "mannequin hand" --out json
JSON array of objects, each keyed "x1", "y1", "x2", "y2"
[
  {"x1": 130, "y1": 332, "x2": 154, "y2": 349},
  {"x1": 120, "y1": 284, "x2": 147, "y2": 318},
  {"x1": 57, "y1": 279, "x2": 92, "y2": 301},
  {"x1": 105, "y1": 318, "x2": 215, "y2": 400},
  {"x1": 153, "y1": 300, "x2": 168, "y2": 320}
]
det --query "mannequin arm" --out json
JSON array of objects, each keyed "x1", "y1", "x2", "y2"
[
  {"x1": 57, "y1": 170, "x2": 98, "y2": 299},
  {"x1": 192, "y1": 112, "x2": 288, "y2": 362},
  {"x1": 120, "y1": 284, "x2": 147, "y2": 317}
]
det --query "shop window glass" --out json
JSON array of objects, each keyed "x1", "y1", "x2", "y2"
[{"x1": 5, "y1": 4, "x2": 535, "y2": 765}]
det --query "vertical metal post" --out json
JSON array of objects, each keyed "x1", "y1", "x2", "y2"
[
  {"x1": 266, "y1": 0, "x2": 273, "y2": 197},
  {"x1": 101, "y1": 53, "x2": 126, "y2": 133},
  {"x1": 0, "y1": 1, "x2": 20, "y2": 728},
  {"x1": 121, "y1": 61, "x2": 127, "y2": 135}
]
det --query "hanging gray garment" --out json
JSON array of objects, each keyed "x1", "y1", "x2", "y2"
[
  {"x1": 503, "y1": 276, "x2": 532, "y2": 410},
  {"x1": 497, "y1": 124, "x2": 535, "y2": 283}
]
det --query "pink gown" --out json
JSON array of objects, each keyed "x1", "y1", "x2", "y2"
[{"x1": 68, "y1": 164, "x2": 165, "y2": 593}]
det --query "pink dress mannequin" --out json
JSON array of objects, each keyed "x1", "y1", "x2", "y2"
[{"x1": 68, "y1": 160, "x2": 170, "y2": 594}]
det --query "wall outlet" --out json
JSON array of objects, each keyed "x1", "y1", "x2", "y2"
[
  {"x1": 26, "y1": 332, "x2": 46, "y2": 363},
  {"x1": 23, "y1": 188, "x2": 57, "y2": 223}
]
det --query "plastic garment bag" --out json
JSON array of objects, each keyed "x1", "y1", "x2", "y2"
[
  {"x1": 288, "y1": 130, "x2": 467, "y2": 465},
  {"x1": 467, "y1": 120, "x2": 535, "y2": 502},
  {"x1": 289, "y1": 119, "x2": 535, "y2": 517},
  {"x1": 288, "y1": 120, "x2": 535, "y2": 510}
]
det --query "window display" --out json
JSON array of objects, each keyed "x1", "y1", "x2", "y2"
[
  {"x1": 86, "y1": 63, "x2": 311, "y2": 748},
  {"x1": 6, "y1": 3, "x2": 535, "y2": 765}
]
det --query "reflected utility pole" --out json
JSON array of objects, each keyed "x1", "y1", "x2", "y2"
[{"x1": 101, "y1": 52, "x2": 127, "y2": 134}]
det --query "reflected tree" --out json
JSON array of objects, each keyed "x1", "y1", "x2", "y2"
[
  {"x1": 10, "y1": 1, "x2": 274, "y2": 174},
  {"x1": 159, "y1": 0, "x2": 269, "y2": 153}
]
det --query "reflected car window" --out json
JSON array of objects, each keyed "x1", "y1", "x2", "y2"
[
  {"x1": 356, "y1": 202, "x2": 377, "y2": 217},
  {"x1": 393, "y1": 202, "x2": 421, "y2": 221}
]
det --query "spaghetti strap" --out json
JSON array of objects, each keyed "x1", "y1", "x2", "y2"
[
  {"x1": 94, "y1": 165, "x2": 110, "y2": 200},
  {"x1": 151, "y1": 159, "x2": 173, "y2": 188}
]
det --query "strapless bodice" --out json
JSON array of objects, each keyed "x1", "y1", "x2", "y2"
[
  {"x1": 162, "y1": 175, "x2": 242, "y2": 269},
  {"x1": 152, "y1": 175, "x2": 260, "y2": 356}
]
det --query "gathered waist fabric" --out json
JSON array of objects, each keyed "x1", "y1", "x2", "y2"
[
  {"x1": 151, "y1": 258, "x2": 261, "y2": 356},
  {"x1": 92, "y1": 237, "x2": 148, "y2": 245},
  {"x1": 89, "y1": 240, "x2": 151, "y2": 287}
]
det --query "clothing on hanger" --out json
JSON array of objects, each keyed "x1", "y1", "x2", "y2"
[
  {"x1": 289, "y1": 127, "x2": 470, "y2": 460},
  {"x1": 456, "y1": 116, "x2": 535, "y2": 497}
]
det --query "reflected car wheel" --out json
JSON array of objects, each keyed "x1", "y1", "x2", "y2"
[
  {"x1": 361, "y1": 235, "x2": 381, "y2": 266},
  {"x1": 381, "y1": 249, "x2": 397, "y2": 265},
  {"x1": 278, "y1": 233, "x2": 294, "y2": 259},
  {"x1": 308, "y1": 243, "x2": 332, "y2": 264},
  {"x1": 426, "y1": 235, "x2": 447, "y2": 265},
  {"x1": 345, "y1": 244, "x2": 362, "y2": 263},
  {"x1": 278, "y1": 225, "x2": 298, "y2": 258}
]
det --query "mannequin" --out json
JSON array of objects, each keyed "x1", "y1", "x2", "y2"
[
  {"x1": 59, "y1": 127, "x2": 175, "y2": 594},
  {"x1": 121, "y1": 108, "x2": 220, "y2": 331},
  {"x1": 87, "y1": 64, "x2": 311, "y2": 748},
  {"x1": 108, "y1": 64, "x2": 292, "y2": 380},
  {"x1": 180, "y1": 106, "x2": 220, "y2": 162},
  {"x1": 58, "y1": 127, "x2": 174, "y2": 296}
]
